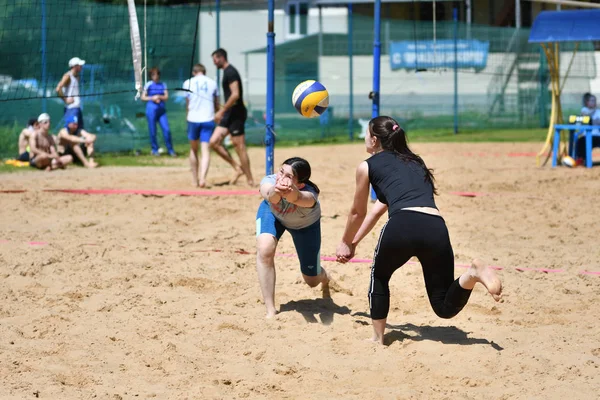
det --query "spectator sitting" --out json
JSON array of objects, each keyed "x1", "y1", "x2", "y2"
[
  {"x1": 572, "y1": 93, "x2": 600, "y2": 166},
  {"x1": 29, "y1": 113, "x2": 73, "y2": 171},
  {"x1": 17, "y1": 117, "x2": 39, "y2": 162},
  {"x1": 57, "y1": 115, "x2": 98, "y2": 168}
]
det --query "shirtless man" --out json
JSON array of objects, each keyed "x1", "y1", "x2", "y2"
[
  {"x1": 17, "y1": 117, "x2": 39, "y2": 162},
  {"x1": 57, "y1": 115, "x2": 98, "y2": 168},
  {"x1": 29, "y1": 113, "x2": 73, "y2": 171}
]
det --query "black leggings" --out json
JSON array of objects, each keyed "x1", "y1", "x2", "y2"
[{"x1": 369, "y1": 210, "x2": 472, "y2": 320}]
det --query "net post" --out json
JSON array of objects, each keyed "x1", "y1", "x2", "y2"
[
  {"x1": 127, "y1": 0, "x2": 143, "y2": 100},
  {"x1": 370, "y1": 0, "x2": 381, "y2": 202}
]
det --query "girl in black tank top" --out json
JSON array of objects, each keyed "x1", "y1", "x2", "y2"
[{"x1": 335, "y1": 116, "x2": 503, "y2": 345}]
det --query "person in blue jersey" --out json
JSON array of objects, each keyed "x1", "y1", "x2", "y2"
[
  {"x1": 141, "y1": 67, "x2": 176, "y2": 157},
  {"x1": 183, "y1": 64, "x2": 219, "y2": 187},
  {"x1": 336, "y1": 116, "x2": 503, "y2": 345},
  {"x1": 256, "y1": 157, "x2": 330, "y2": 318}
]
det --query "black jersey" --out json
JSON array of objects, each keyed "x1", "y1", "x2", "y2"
[
  {"x1": 365, "y1": 150, "x2": 437, "y2": 215},
  {"x1": 222, "y1": 64, "x2": 245, "y2": 112}
]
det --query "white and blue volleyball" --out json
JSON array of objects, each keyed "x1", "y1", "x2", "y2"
[{"x1": 292, "y1": 80, "x2": 329, "y2": 118}]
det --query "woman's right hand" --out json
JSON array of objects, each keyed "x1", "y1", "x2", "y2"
[{"x1": 336, "y1": 241, "x2": 355, "y2": 264}]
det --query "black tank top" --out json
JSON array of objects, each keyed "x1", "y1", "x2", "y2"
[{"x1": 365, "y1": 150, "x2": 437, "y2": 216}]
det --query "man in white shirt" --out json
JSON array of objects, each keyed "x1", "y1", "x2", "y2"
[
  {"x1": 56, "y1": 57, "x2": 86, "y2": 129},
  {"x1": 184, "y1": 63, "x2": 219, "y2": 187}
]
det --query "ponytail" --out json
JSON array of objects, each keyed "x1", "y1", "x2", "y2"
[{"x1": 369, "y1": 116, "x2": 438, "y2": 195}]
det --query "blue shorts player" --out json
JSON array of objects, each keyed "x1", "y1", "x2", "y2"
[
  {"x1": 256, "y1": 157, "x2": 330, "y2": 318},
  {"x1": 183, "y1": 64, "x2": 219, "y2": 187}
]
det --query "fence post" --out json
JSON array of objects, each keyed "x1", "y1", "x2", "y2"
[
  {"x1": 453, "y1": 7, "x2": 458, "y2": 135},
  {"x1": 41, "y1": 0, "x2": 47, "y2": 112},
  {"x1": 348, "y1": 3, "x2": 354, "y2": 140}
]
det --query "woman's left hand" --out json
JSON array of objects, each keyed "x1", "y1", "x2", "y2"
[{"x1": 336, "y1": 241, "x2": 355, "y2": 264}]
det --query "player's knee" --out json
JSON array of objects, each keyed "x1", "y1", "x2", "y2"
[
  {"x1": 302, "y1": 274, "x2": 320, "y2": 288},
  {"x1": 256, "y1": 235, "x2": 276, "y2": 261},
  {"x1": 430, "y1": 303, "x2": 461, "y2": 319}
]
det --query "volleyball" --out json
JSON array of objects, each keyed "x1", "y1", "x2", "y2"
[
  {"x1": 292, "y1": 80, "x2": 329, "y2": 118},
  {"x1": 562, "y1": 156, "x2": 576, "y2": 168}
]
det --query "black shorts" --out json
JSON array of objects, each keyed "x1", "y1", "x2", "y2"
[
  {"x1": 62, "y1": 143, "x2": 87, "y2": 163},
  {"x1": 17, "y1": 151, "x2": 30, "y2": 162},
  {"x1": 219, "y1": 106, "x2": 247, "y2": 136}
]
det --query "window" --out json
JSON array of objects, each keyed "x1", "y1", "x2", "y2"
[{"x1": 287, "y1": 1, "x2": 309, "y2": 37}]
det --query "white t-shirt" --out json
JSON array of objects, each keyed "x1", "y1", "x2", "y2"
[
  {"x1": 184, "y1": 74, "x2": 219, "y2": 123},
  {"x1": 66, "y1": 71, "x2": 81, "y2": 109}
]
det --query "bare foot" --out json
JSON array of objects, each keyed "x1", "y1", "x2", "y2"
[
  {"x1": 86, "y1": 161, "x2": 98, "y2": 169},
  {"x1": 265, "y1": 309, "x2": 279, "y2": 319},
  {"x1": 229, "y1": 167, "x2": 244, "y2": 185},
  {"x1": 192, "y1": 180, "x2": 200, "y2": 188},
  {"x1": 470, "y1": 259, "x2": 503, "y2": 301},
  {"x1": 198, "y1": 182, "x2": 207, "y2": 188},
  {"x1": 365, "y1": 335, "x2": 384, "y2": 345}
]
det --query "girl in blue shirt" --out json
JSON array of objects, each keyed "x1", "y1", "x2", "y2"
[
  {"x1": 256, "y1": 157, "x2": 330, "y2": 318},
  {"x1": 142, "y1": 67, "x2": 176, "y2": 156}
]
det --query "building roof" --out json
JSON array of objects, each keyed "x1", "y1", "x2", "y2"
[
  {"x1": 529, "y1": 10, "x2": 600, "y2": 43},
  {"x1": 244, "y1": 33, "x2": 374, "y2": 58}
]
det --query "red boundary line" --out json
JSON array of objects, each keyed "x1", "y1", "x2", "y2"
[{"x1": 42, "y1": 189, "x2": 258, "y2": 196}]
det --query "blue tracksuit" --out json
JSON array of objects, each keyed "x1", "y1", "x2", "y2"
[{"x1": 144, "y1": 81, "x2": 174, "y2": 154}]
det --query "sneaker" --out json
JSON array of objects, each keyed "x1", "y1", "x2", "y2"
[
  {"x1": 169, "y1": 152, "x2": 177, "y2": 158},
  {"x1": 151, "y1": 150, "x2": 160, "y2": 156}
]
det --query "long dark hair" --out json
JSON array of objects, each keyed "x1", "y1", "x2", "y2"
[
  {"x1": 282, "y1": 157, "x2": 320, "y2": 194},
  {"x1": 368, "y1": 116, "x2": 437, "y2": 195}
]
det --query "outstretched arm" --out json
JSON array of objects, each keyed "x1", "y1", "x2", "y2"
[
  {"x1": 259, "y1": 180, "x2": 283, "y2": 205},
  {"x1": 352, "y1": 200, "x2": 388, "y2": 247},
  {"x1": 337, "y1": 161, "x2": 370, "y2": 262}
]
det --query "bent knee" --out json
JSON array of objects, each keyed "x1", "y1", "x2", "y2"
[
  {"x1": 302, "y1": 274, "x2": 321, "y2": 288},
  {"x1": 431, "y1": 305, "x2": 461, "y2": 319}
]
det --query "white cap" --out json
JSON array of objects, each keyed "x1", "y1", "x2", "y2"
[
  {"x1": 37, "y1": 113, "x2": 50, "y2": 123},
  {"x1": 68, "y1": 57, "x2": 86, "y2": 67}
]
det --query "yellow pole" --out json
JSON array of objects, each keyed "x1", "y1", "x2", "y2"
[{"x1": 537, "y1": 43, "x2": 557, "y2": 166}]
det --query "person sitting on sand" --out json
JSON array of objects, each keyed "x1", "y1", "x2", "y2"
[
  {"x1": 336, "y1": 116, "x2": 503, "y2": 345},
  {"x1": 17, "y1": 117, "x2": 39, "y2": 162},
  {"x1": 29, "y1": 113, "x2": 73, "y2": 171},
  {"x1": 57, "y1": 114, "x2": 98, "y2": 168},
  {"x1": 256, "y1": 157, "x2": 330, "y2": 318}
]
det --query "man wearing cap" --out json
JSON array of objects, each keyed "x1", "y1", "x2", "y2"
[
  {"x1": 57, "y1": 114, "x2": 98, "y2": 168},
  {"x1": 56, "y1": 56, "x2": 86, "y2": 129},
  {"x1": 29, "y1": 113, "x2": 73, "y2": 171}
]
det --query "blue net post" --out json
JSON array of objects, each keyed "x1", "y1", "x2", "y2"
[
  {"x1": 348, "y1": 3, "x2": 354, "y2": 141},
  {"x1": 453, "y1": 7, "x2": 459, "y2": 135},
  {"x1": 216, "y1": 0, "x2": 221, "y2": 87},
  {"x1": 265, "y1": 0, "x2": 276, "y2": 175},
  {"x1": 41, "y1": 0, "x2": 47, "y2": 112},
  {"x1": 370, "y1": 0, "x2": 381, "y2": 201}
]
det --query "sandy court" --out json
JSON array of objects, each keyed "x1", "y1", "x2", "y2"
[{"x1": 0, "y1": 142, "x2": 599, "y2": 399}]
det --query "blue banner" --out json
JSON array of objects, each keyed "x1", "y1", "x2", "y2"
[{"x1": 389, "y1": 40, "x2": 489, "y2": 71}]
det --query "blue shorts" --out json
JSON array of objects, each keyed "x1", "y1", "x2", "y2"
[
  {"x1": 187, "y1": 121, "x2": 215, "y2": 142},
  {"x1": 255, "y1": 200, "x2": 321, "y2": 277}
]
